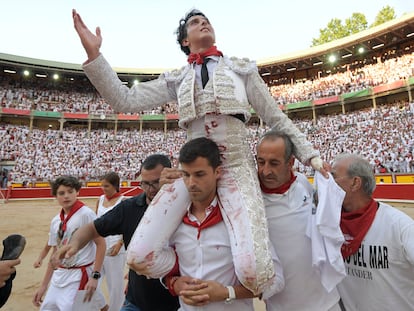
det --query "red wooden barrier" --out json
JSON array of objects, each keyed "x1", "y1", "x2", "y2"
[
  {"x1": 2, "y1": 184, "x2": 413, "y2": 201},
  {"x1": 373, "y1": 184, "x2": 414, "y2": 201}
]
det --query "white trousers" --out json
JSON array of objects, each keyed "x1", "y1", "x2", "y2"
[
  {"x1": 102, "y1": 250, "x2": 126, "y2": 311},
  {"x1": 128, "y1": 115, "x2": 274, "y2": 294},
  {"x1": 41, "y1": 280, "x2": 106, "y2": 311}
]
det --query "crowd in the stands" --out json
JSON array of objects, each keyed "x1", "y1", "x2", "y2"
[
  {"x1": 1, "y1": 52, "x2": 413, "y2": 114},
  {"x1": 1, "y1": 100, "x2": 413, "y2": 184},
  {"x1": 1, "y1": 51, "x2": 413, "y2": 184},
  {"x1": 270, "y1": 52, "x2": 414, "y2": 105}
]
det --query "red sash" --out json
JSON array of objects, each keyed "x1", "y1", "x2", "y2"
[{"x1": 59, "y1": 262, "x2": 94, "y2": 290}]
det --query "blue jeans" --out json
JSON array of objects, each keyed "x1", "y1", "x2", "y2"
[{"x1": 120, "y1": 298, "x2": 141, "y2": 311}]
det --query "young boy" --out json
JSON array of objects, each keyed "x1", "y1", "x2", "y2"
[{"x1": 32, "y1": 176, "x2": 108, "y2": 311}]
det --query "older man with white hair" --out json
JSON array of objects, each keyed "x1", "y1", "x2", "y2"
[{"x1": 332, "y1": 153, "x2": 414, "y2": 311}]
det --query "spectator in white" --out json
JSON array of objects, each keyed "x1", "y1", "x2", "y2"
[
  {"x1": 332, "y1": 153, "x2": 414, "y2": 311},
  {"x1": 2, "y1": 100, "x2": 413, "y2": 183},
  {"x1": 95, "y1": 172, "x2": 126, "y2": 311},
  {"x1": 256, "y1": 130, "x2": 341, "y2": 311}
]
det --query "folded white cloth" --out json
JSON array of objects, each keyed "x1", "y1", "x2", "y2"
[{"x1": 306, "y1": 171, "x2": 346, "y2": 292}]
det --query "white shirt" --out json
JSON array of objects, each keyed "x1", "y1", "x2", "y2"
[
  {"x1": 171, "y1": 198, "x2": 254, "y2": 311},
  {"x1": 306, "y1": 172, "x2": 346, "y2": 292},
  {"x1": 48, "y1": 205, "x2": 97, "y2": 287},
  {"x1": 193, "y1": 56, "x2": 219, "y2": 89},
  {"x1": 96, "y1": 194, "x2": 125, "y2": 251},
  {"x1": 338, "y1": 202, "x2": 414, "y2": 311},
  {"x1": 263, "y1": 173, "x2": 340, "y2": 311}
]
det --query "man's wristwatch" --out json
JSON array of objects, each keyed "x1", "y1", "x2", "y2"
[
  {"x1": 225, "y1": 286, "x2": 236, "y2": 304},
  {"x1": 91, "y1": 271, "x2": 101, "y2": 280}
]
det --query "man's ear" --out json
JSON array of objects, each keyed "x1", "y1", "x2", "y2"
[
  {"x1": 288, "y1": 155, "x2": 295, "y2": 167},
  {"x1": 215, "y1": 166, "x2": 222, "y2": 179},
  {"x1": 182, "y1": 38, "x2": 189, "y2": 47},
  {"x1": 352, "y1": 176, "x2": 362, "y2": 191}
]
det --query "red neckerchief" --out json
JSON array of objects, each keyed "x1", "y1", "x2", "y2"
[
  {"x1": 260, "y1": 172, "x2": 297, "y2": 194},
  {"x1": 340, "y1": 199, "x2": 379, "y2": 258},
  {"x1": 59, "y1": 200, "x2": 85, "y2": 233},
  {"x1": 187, "y1": 46, "x2": 223, "y2": 64},
  {"x1": 183, "y1": 202, "x2": 222, "y2": 239},
  {"x1": 105, "y1": 192, "x2": 121, "y2": 201}
]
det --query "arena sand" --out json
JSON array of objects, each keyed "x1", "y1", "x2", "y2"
[{"x1": 1, "y1": 198, "x2": 413, "y2": 311}]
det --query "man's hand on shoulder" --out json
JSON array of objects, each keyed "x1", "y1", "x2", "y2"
[
  {"x1": 311, "y1": 157, "x2": 331, "y2": 178},
  {"x1": 160, "y1": 168, "x2": 182, "y2": 187}
]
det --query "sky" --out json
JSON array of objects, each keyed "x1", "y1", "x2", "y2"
[{"x1": 1, "y1": 0, "x2": 413, "y2": 70}]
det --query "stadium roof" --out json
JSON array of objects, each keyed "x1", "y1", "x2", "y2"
[{"x1": 0, "y1": 52, "x2": 166, "y2": 83}]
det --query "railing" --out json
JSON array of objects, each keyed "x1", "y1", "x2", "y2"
[{"x1": 2, "y1": 183, "x2": 413, "y2": 202}]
